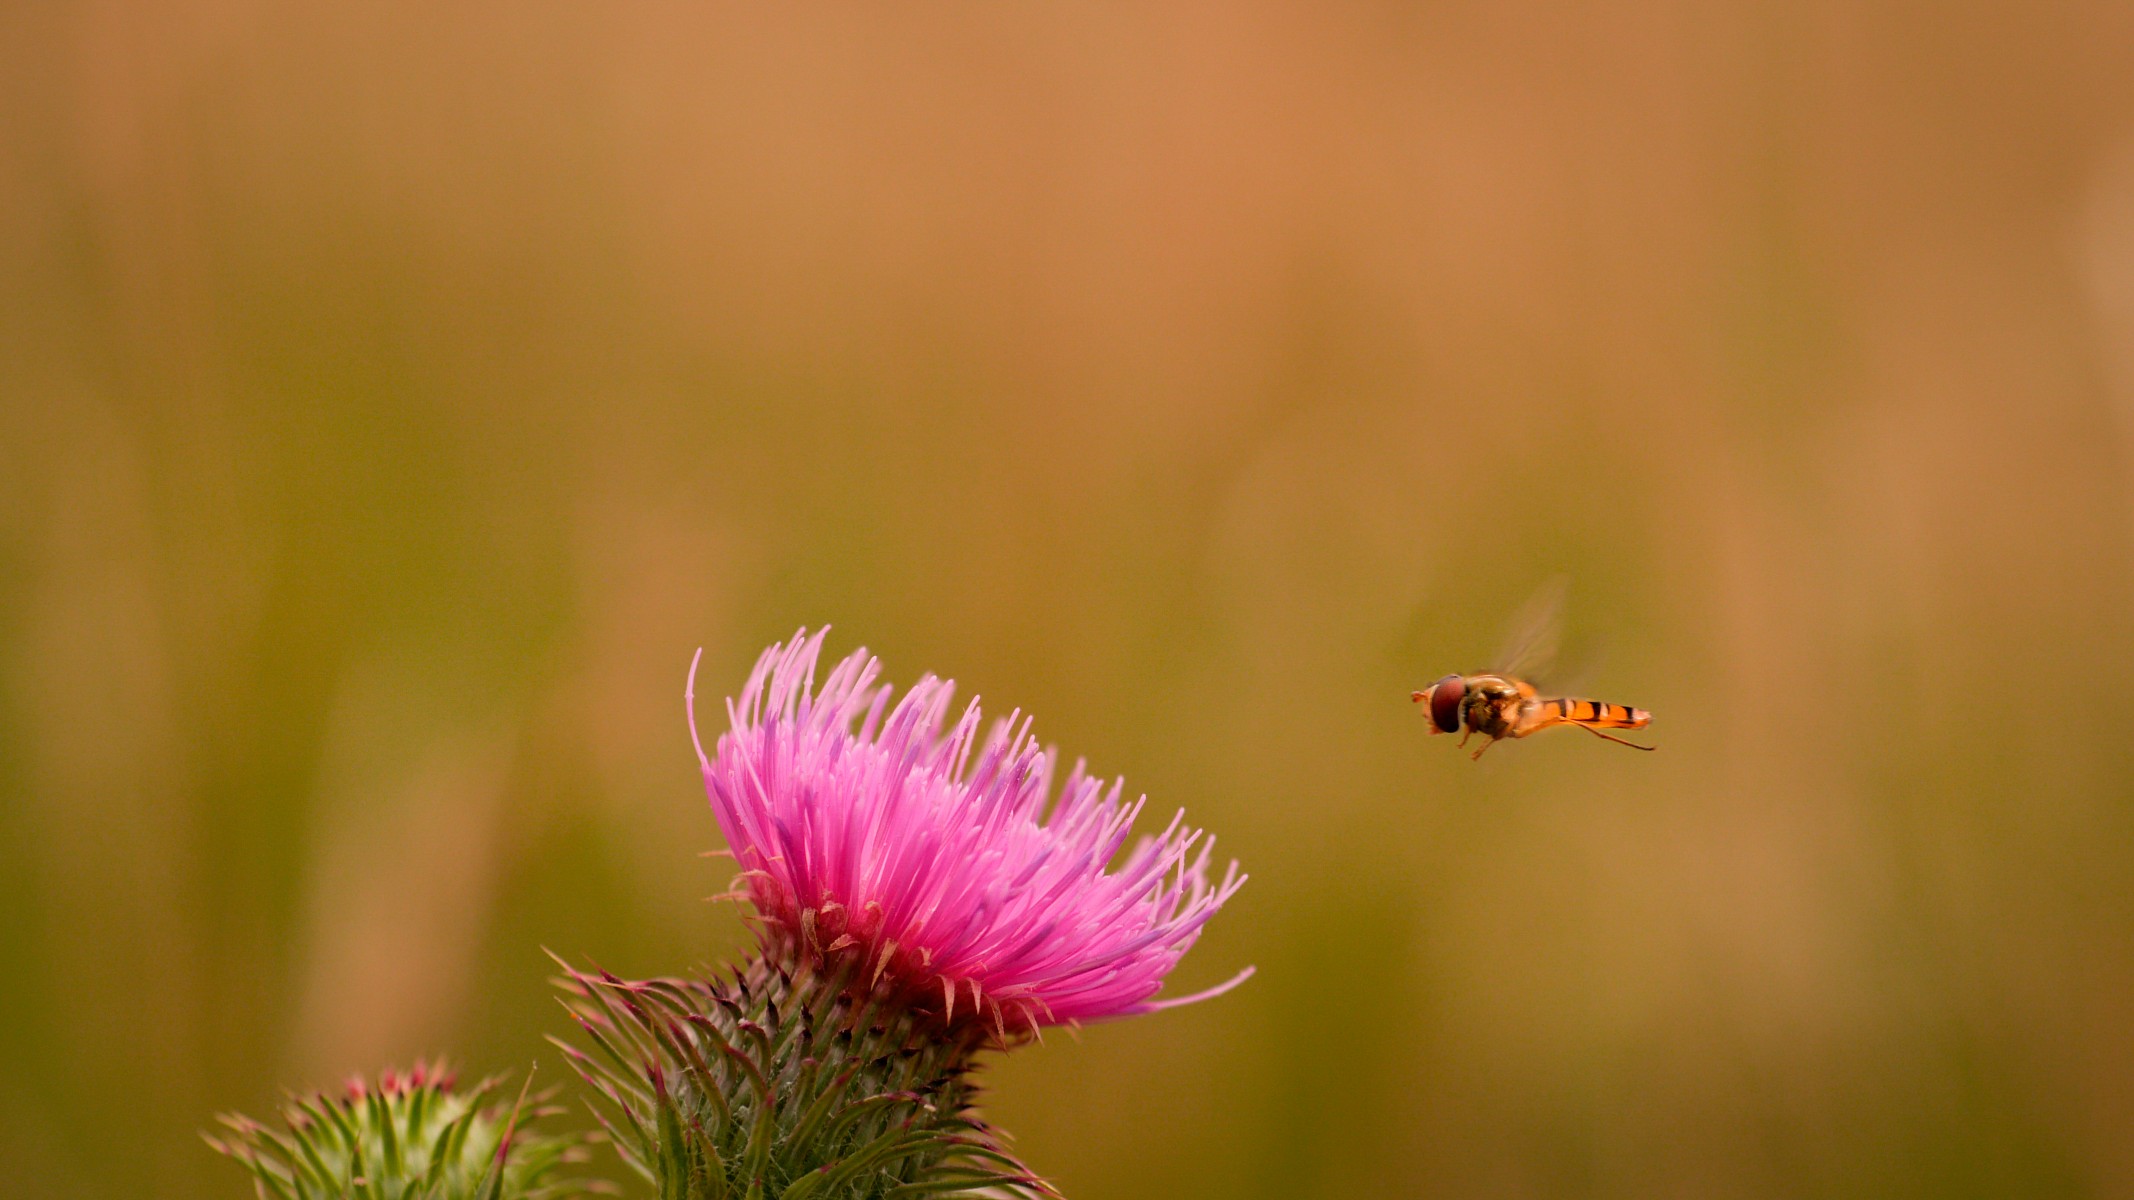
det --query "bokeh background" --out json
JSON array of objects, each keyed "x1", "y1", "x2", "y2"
[{"x1": 8, "y1": 3, "x2": 2134, "y2": 1197}]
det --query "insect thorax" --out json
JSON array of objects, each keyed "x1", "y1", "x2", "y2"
[{"x1": 1461, "y1": 676, "x2": 1524, "y2": 738}]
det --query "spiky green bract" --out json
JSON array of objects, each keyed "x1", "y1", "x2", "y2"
[
  {"x1": 204, "y1": 1061, "x2": 605, "y2": 1200},
  {"x1": 551, "y1": 952, "x2": 1054, "y2": 1200}
]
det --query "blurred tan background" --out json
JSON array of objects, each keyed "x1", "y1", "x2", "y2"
[{"x1": 7, "y1": 2, "x2": 2134, "y2": 1197}]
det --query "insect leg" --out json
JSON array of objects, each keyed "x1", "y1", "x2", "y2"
[
  {"x1": 1470, "y1": 737, "x2": 1498, "y2": 761},
  {"x1": 1578, "y1": 725, "x2": 1656, "y2": 751},
  {"x1": 1508, "y1": 701, "x2": 1559, "y2": 739}
]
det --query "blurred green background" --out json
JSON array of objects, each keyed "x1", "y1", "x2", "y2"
[{"x1": 7, "y1": 3, "x2": 2134, "y2": 1197}]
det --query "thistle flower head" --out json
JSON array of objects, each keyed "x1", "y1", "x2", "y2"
[{"x1": 690, "y1": 629, "x2": 1250, "y2": 1040}]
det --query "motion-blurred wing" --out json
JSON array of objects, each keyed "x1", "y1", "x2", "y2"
[{"x1": 1493, "y1": 576, "x2": 1567, "y2": 683}]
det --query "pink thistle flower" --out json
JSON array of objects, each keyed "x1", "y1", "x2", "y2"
[{"x1": 689, "y1": 629, "x2": 1251, "y2": 1039}]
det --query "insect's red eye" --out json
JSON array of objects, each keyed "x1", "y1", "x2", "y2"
[{"x1": 1429, "y1": 675, "x2": 1464, "y2": 733}]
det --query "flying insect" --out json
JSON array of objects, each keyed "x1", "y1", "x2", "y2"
[{"x1": 1412, "y1": 582, "x2": 1655, "y2": 760}]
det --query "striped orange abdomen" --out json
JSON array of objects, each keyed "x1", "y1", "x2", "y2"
[{"x1": 1554, "y1": 697, "x2": 1650, "y2": 728}]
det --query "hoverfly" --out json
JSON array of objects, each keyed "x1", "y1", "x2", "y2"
[{"x1": 1412, "y1": 581, "x2": 1655, "y2": 760}]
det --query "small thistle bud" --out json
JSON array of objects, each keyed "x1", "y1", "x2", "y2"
[{"x1": 204, "y1": 1060, "x2": 605, "y2": 1199}]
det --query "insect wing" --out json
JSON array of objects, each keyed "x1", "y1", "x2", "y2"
[{"x1": 1492, "y1": 576, "x2": 1567, "y2": 685}]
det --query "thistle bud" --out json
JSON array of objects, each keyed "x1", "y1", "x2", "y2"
[{"x1": 204, "y1": 1060, "x2": 605, "y2": 1199}]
